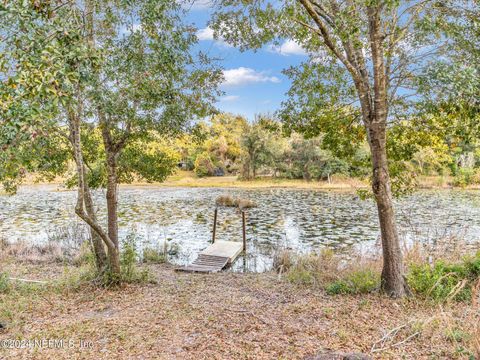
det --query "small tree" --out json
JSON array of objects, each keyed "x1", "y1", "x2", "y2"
[{"x1": 240, "y1": 116, "x2": 279, "y2": 179}]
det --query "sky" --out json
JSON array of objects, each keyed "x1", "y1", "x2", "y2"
[{"x1": 185, "y1": 2, "x2": 306, "y2": 121}]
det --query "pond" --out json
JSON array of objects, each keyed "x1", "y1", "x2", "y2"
[{"x1": 1, "y1": 185, "x2": 479, "y2": 271}]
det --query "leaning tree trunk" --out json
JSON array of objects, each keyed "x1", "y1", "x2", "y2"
[
  {"x1": 367, "y1": 121, "x2": 407, "y2": 297},
  {"x1": 67, "y1": 109, "x2": 108, "y2": 271},
  {"x1": 82, "y1": 178, "x2": 107, "y2": 271},
  {"x1": 68, "y1": 105, "x2": 119, "y2": 281}
]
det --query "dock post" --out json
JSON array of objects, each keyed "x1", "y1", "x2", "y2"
[
  {"x1": 212, "y1": 208, "x2": 218, "y2": 243},
  {"x1": 242, "y1": 211, "x2": 246, "y2": 252}
]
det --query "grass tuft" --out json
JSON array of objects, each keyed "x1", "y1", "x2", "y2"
[
  {"x1": 0, "y1": 272, "x2": 11, "y2": 294},
  {"x1": 142, "y1": 247, "x2": 166, "y2": 264},
  {"x1": 326, "y1": 269, "x2": 379, "y2": 295},
  {"x1": 275, "y1": 249, "x2": 381, "y2": 294}
]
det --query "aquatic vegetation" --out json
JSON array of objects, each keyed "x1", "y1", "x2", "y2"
[
  {"x1": 2, "y1": 187, "x2": 480, "y2": 272},
  {"x1": 195, "y1": 212, "x2": 207, "y2": 223}
]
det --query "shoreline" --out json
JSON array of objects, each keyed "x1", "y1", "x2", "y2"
[{"x1": 6, "y1": 177, "x2": 480, "y2": 193}]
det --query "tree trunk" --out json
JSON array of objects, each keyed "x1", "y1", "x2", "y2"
[
  {"x1": 83, "y1": 178, "x2": 107, "y2": 271},
  {"x1": 297, "y1": 0, "x2": 409, "y2": 297},
  {"x1": 367, "y1": 5, "x2": 407, "y2": 297},
  {"x1": 368, "y1": 121, "x2": 407, "y2": 297},
  {"x1": 67, "y1": 106, "x2": 119, "y2": 280},
  {"x1": 105, "y1": 153, "x2": 121, "y2": 276}
]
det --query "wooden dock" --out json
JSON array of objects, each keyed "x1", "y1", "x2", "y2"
[
  {"x1": 175, "y1": 240, "x2": 243, "y2": 273},
  {"x1": 175, "y1": 208, "x2": 248, "y2": 273}
]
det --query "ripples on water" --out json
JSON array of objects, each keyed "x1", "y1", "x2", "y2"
[{"x1": 1, "y1": 185, "x2": 479, "y2": 271}]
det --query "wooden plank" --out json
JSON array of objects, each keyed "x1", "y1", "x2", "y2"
[
  {"x1": 175, "y1": 241, "x2": 244, "y2": 273},
  {"x1": 193, "y1": 260, "x2": 227, "y2": 265},
  {"x1": 175, "y1": 254, "x2": 230, "y2": 273},
  {"x1": 176, "y1": 264, "x2": 222, "y2": 273},
  {"x1": 200, "y1": 241, "x2": 243, "y2": 263},
  {"x1": 196, "y1": 254, "x2": 228, "y2": 259}
]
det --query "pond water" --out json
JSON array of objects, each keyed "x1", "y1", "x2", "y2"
[{"x1": 1, "y1": 185, "x2": 480, "y2": 271}]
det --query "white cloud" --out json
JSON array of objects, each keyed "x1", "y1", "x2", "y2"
[
  {"x1": 196, "y1": 26, "x2": 233, "y2": 47},
  {"x1": 220, "y1": 95, "x2": 240, "y2": 102},
  {"x1": 182, "y1": 0, "x2": 213, "y2": 10},
  {"x1": 196, "y1": 27, "x2": 214, "y2": 41},
  {"x1": 269, "y1": 40, "x2": 307, "y2": 56},
  {"x1": 222, "y1": 67, "x2": 281, "y2": 87}
]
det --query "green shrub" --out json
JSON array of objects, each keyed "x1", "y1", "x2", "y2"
[
  {"x1": 326, "y1": 270, "x2": 380, "y2": 295},
  {"x1": 452, "y1": 168, "x2": 480, "y2": 187},
  {"x1": 72, "y1": 241, "x2": 96, "y2": 267},
  {"x1": 464, "y1": 253, "x2": 480, "y2": 278},
  {"x1": 142, "y1": 247, "x2": 166, "y2": 264},
  {"x1": 326, "y1": 280, "x2": 351, "y2": 295},
  {"x1": 348, "y1": 269, "x2": 380, "y2": 293},
  {"x1": 286, "y1": 268, "x2": 315, "y2": 285},
  {"x1": 120, "y1": 234, "x2": 141, "y2": 282},
  {"x1": 101, "y1": 234, "x2": 154, "y2": 285},
  {"x1": 407, "y1": 253, "x2": 480, "y2": 302}
]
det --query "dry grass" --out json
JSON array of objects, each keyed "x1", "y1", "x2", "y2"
[
  {"x1": 130, "y1": 171, "x2": 368, "y2": 190},
  {"x1": 215, "y1": 195, "x2": 257, "y2": 209},
  {"x1": 17, "y1": 171, "x2": 480, "y2": 191},
  {"x1": 0, "y1": 240, "x2": 68, "y2": 264},
  {"x1": 1, "y1": 237, "x2": 479, "y2": 359},
  {"x1": 417, "y1": 175, "x2": 480, "y2": 190},
  {"x1": 0, "y1": 258, "x2": 479, "y2": 359},
  {"x1": 273, "y1": 248, "x2": 382, "y2": 291},
  {"x1": 0, "y1": 224, "x2": 88, "y2": 265}
]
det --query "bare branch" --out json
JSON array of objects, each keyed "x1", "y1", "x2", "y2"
[{"x1": 296, "y1": 0, "x2": 362, "y2": 83}]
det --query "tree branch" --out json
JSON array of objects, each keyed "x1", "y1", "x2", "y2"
[{"x1": 296, "y1": 0, "x2": 362, "y2": 83}]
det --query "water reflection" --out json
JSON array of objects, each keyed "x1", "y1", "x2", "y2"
[{"x1": 1, "y1": 185, "x2": 479, "y2": 272}]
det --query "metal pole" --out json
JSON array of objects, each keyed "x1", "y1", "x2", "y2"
[
  {"x1": 242, "y1": 211, "x2": 246, "y2": 252},
  {"x1": 212, "y1": 208, "x2": 218, "y2": 243}
]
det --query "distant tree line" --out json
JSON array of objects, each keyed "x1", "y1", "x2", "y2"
[{"x1": 170, "y1": 109, "x2": 480, "y2": 188}]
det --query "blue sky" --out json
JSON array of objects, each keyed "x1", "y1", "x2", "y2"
[{"x1": 185, "y1": 2, "x2": 307, "y2": 121}]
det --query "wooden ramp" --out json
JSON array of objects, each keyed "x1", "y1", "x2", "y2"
[{"x1": 176, "y1": 241, "x2": 243, "y2": 273}]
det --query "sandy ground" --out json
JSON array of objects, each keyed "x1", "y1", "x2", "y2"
[{"x1": 1, "y1": 261, "x2": 478, "y2": 360}]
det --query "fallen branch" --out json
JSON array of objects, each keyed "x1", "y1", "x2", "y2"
[
  {"x1": 8, "y1": 277, "x2": 48, "y2": 284},
  {"x1": 371, "y1": 321, "x2": 412, "y2": 352},
  {"x1": 390, "y1": 331, "x2": 420, "y2": 348}
]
